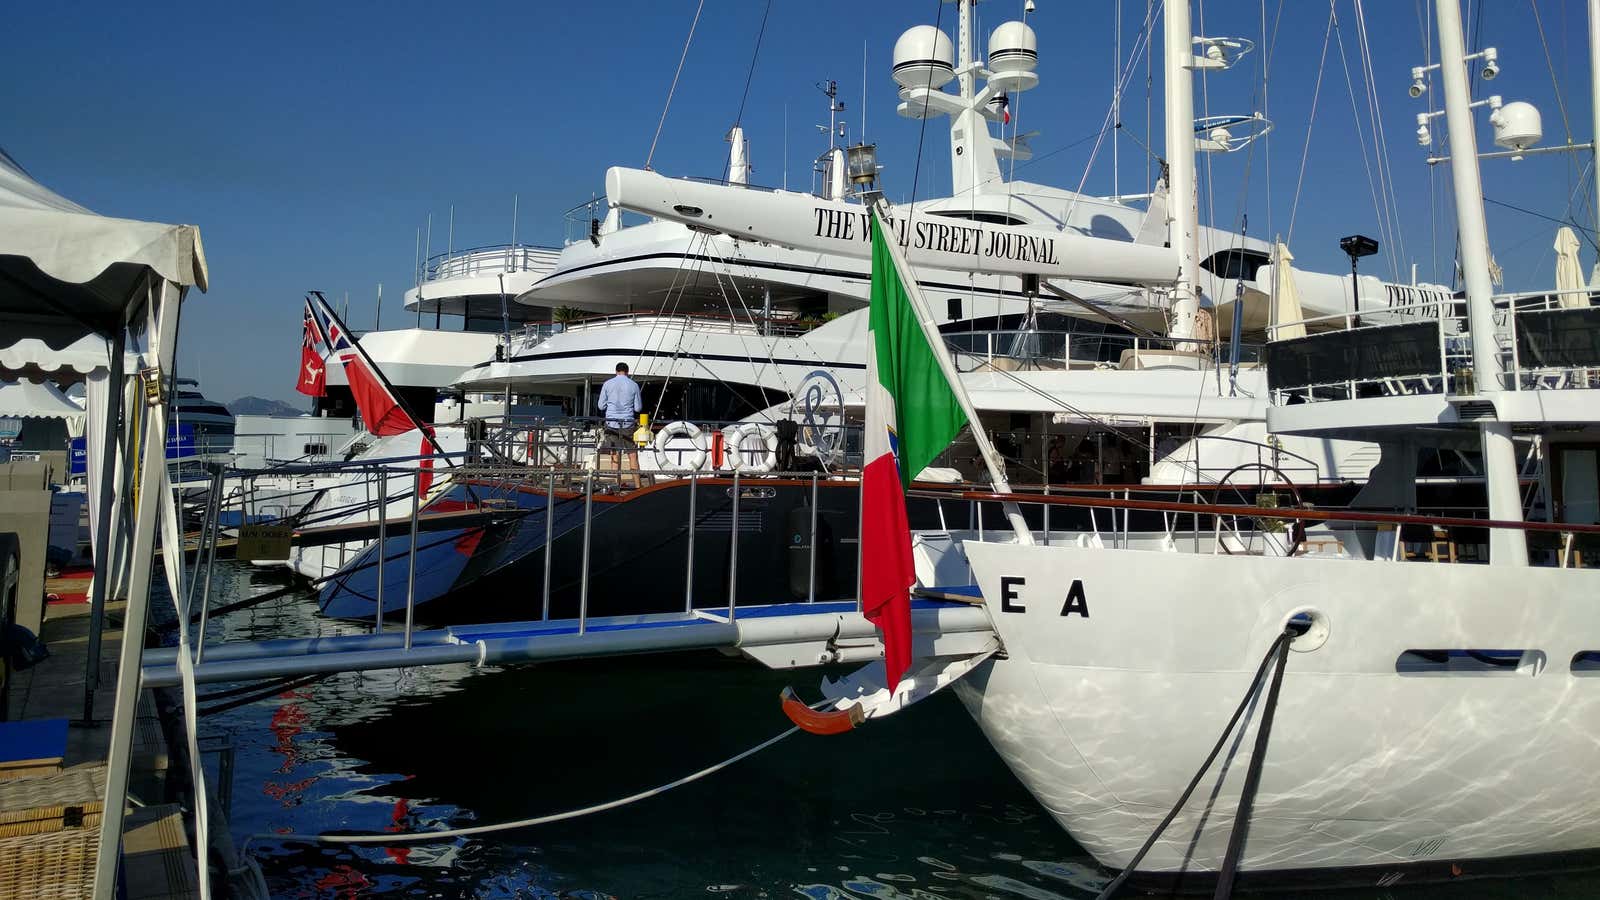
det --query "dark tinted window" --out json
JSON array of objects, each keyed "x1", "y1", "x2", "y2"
[{"x1": 1200, "y1": 249, "x2": 1270, "y2": 281}]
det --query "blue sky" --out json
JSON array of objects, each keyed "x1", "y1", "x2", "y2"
[{"x1": 5, "y1": 0, "x2": 1596, "y2": 404}]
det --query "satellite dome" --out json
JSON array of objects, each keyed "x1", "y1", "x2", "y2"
[
  {"x1": 1491, "y1": 101, "x2": 1542, "y2": 153},
  {"x1": 987, "y1": 21, "x2": 1039, "y2": 93},
  {"x1": 892, "y1": 25, "x2": 955, "y2": 90}
]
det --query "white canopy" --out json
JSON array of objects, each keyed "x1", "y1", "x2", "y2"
[
  {"x1": 0, "y1": 379, "x2": 86, "y2": 437},
  {"x1": 1554, "y1": 226, "x2": 1587, "y2": 309},
  {"x1": 1270, "y1": 241, "x2": 1307, "y2": 339},
  {"x1": 0, "y1": 147, "x2": 208, "y2": 347},
  {"x1": 0, "y1": 334, "x2": 142, "y2": 383}
]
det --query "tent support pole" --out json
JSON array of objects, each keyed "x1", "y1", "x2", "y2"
[
  {"x1": 93, "y1": 282, "x2": 181, "y2": 899},
  {"x1": 83, "y1": 325, "x2": 126, "y2": 722}
]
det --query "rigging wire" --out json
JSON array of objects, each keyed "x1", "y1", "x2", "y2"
[
  {"x1": 732, "y1": 0, "x2": 772, "y2": 128},
  {"x1": 1331, "y1": 3, "x2": 1402, "y2": 281},
  {"x1": 1487, "y1": 194, "x2": 1600, "y2": 244},
  {"x1": 1287, "y1": 4, "x2": 1338, "y2": 246},
  {"x1": 1065, "y1": 1, "x2": 1161, "y2": 224},
  {"x1": 644, "y1": 0, "x2": 707, "y2": 172},
  {"x1": 905, "y1": 0, "x2": 948, "y2": 212},
  {"x1": 1352, "y1": 0, "x2": 1410, "y2": 280}
]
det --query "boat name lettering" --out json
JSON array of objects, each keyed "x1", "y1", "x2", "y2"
[
  {"x1": 1382, "y1": 284, "x2": 1453, "y2": 316},
  {"x1": 997, "y1": 576, "x2": 1089, "y2": 616},
  {"x1": 1000, "y1": 576, "x2": 1026, "y2": 613},
  {"x1": 1060, "y1": 579, "x2": 1090, "y2": 618},
  {"x1": 811, "y1": 208, "x2": 1058, "y2": 266}
]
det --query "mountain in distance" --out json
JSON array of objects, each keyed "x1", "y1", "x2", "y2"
[{"x1": 228, "y1": 396, "x2": 306, "y2": 417}]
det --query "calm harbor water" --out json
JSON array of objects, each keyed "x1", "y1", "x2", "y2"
[{"x1": 179, "y1": 560, "x2": 1592, "y2": 899}]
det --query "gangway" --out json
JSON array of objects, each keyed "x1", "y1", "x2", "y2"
[{"x1": 141, "y1": 600, "x2": 997, "y2": 687}]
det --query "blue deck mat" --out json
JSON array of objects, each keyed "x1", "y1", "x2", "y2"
[{"x1": 0, "y1": 718, "x2": 69, "y2": 764}]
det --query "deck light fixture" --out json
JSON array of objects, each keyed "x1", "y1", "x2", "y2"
[{"x1": 846, "y1": 143, "x2": 881, "y2": 202}]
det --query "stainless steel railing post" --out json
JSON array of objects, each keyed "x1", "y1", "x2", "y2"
[
  {"x1": 685, "y1": 472, "x2": 697, "y2": 613},
  {"x1": 542, "y1": 467, "x2": 555, "y2": 621},
  {"x1": 1043, "y1": 484, "x2": 1051, "y2": 545},
  {"x1": 374, "y1": 468, "x2": 387, "y2": 633},
  {"x1": 194, "y1": 465, "x2": 224, "y2": 661},
  {"x1": 578, "y1": 472, "x2": 593, "y2": 634},
  {"x1": 728, "y1": 470, "x2": 740, "y2": 621},
  {"x1": 404, "y1": 470, "x2": 420, "y2": 650},
  {"x1": 807, "y1": 473, "x2": 819, "y2": 603}
]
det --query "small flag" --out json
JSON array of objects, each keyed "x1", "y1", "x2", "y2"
[
  {"x1": 992, "y1": 93, "x2": 1011, "y2": 125},
  {"x1": 861, "y1": 211, "x2": 971, "y2": 690},
  {"x1": 296, "y1": 299, "x2": 329, "y2": 397},
  {"x1": 312, "y1": 294, "x2": 417, "y2": 437}
]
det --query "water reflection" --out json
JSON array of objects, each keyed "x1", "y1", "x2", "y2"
[{"x1": 187, "y1": 562, "x2": 1598, "y2": 898}]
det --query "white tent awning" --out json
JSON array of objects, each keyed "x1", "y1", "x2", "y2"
[
  {"x1": 0, "y1": 147, "x2": 208, "y2": 346},
  {"x1": 0, "y1": 334, "x2": 144, "y2": 382},
  {"x1": 0, "y1": 378, "x2": 88, "y2": 436}
]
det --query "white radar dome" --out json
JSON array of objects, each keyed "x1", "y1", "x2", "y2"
[
  {"x1": 987, "y1": 21, "x2": 1039, "y2": 93},
  {"x1": 1491, "y1": 101, "x2": 1542, "y2": 153},
  {"x1": 892, "y1": 25, "x2": 955, "y2": 90}
]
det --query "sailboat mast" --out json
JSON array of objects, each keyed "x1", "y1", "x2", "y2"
[
  {"x1": 956, "y1": 0, "x2": 975, "y2": 102},
  {"x1": 1164, "y1": 0, "x2": 1202, "y2": 340},
  {"x1": 1591, "y1": 0, "x2": 1600, "y2": 243},
  {"x1": 1433, "y1": 0, "x2": 1528, "y2": 565}
]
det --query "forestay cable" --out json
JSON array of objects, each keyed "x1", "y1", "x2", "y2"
[{"x1": 644, "y1": 0, "x2": 707, "y2": 172}]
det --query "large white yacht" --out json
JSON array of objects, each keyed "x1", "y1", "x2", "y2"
[
  {"x1": 676, "y1": 0, "x2": 1595, "y2": 891},
  {"x1": 306, "y1": 0, "x2": 1478, "y2": 629}
]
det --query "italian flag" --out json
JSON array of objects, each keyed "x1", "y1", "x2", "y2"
[{"x1": 863, "y1": 210, "x2": 970, "y2": 690}]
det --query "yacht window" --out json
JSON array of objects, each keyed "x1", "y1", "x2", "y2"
[
  {"x1": 1199, "y1": 249, "x2": 1270, "y2": 281},
  {"x1": 927, "y1": 211, "x2": 1029, "y2": 226}
]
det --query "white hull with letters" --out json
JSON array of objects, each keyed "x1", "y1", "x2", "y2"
[{"x1": 955, "y1": 540, "x2": 1600, "y2": 882}]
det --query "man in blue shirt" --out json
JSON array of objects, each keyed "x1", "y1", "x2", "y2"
[{"x1": 597, "y1": 361, "x2": 641, "y2": 449}]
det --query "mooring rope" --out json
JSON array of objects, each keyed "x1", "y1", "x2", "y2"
[
  {"x1": 1094, "y1": 627, "x2": 1294, "y2": 900},
  {"x1": 1212, "y1": 626, "x2": 1293, "y2": 898},
  {"x1": 246, "y1": 713, "x2": 813, "y2": 849}
]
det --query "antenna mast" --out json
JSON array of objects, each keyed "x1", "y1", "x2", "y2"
[
  {"x1": 1164, "y1": 0, "x2": 1202, "y2": 340},
  {"x1": 1433, "y1": 0, "x2": 1527, "y2": 564}
]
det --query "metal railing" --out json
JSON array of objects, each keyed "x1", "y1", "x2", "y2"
[
  {"x1": 944, "y1": 329, "x2": 1263, "y2": 373},
  {"x1": 185, "y1": 454, "x2": 858, "y2": 654},
  {"x1": 562, "y1": 199, "x2": 651, "y2": 246},
  {"x1": 1267, "y1": 297, "x2": 1468, "y2": 404},
  {"x1": 1269, "y1": 290, "x2": 1600, "y2": 404},
  {"x1": 471, "y1": 415, "x2": 864, "y2": 472},
  {"x1": 912, "y1": 486, "x2": 1600, "y2": 566},
  {"x1": 1497, "y1": 290, "x2": 1600, "y2": 391},
  {"x1": 500, "y1": 322, "x2": 563, "y2": 357},
  {"x1": 420, "y1": 243, "x2": 561, "y2": 283}
]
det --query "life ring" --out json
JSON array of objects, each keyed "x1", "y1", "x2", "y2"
[
  {"x1": 651, "y1": 421, "x2": 709, "y2": 472},
  {"x1": 723, "y1": 423, "x2": 779, "y2": 473}
]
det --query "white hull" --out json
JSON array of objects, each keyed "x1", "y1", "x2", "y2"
[
  {"x1": 286, "y1": 427, "x2": 464, "y2": 582},
  {"x1": 957, "y1": 541, "x2": 1600, "y2": 881}
]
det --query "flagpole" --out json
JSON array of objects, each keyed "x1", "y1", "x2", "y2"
[
  {"x1": 870, "y1": 205, "x2": 1034, "y2": 547},
  {"x1": 311, "y1": 291, "x2": 454, "y2": 469}
]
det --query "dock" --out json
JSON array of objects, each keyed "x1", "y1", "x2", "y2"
[{"x1": 1, "y1": 574, "x2": 214, "y2": 899}]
